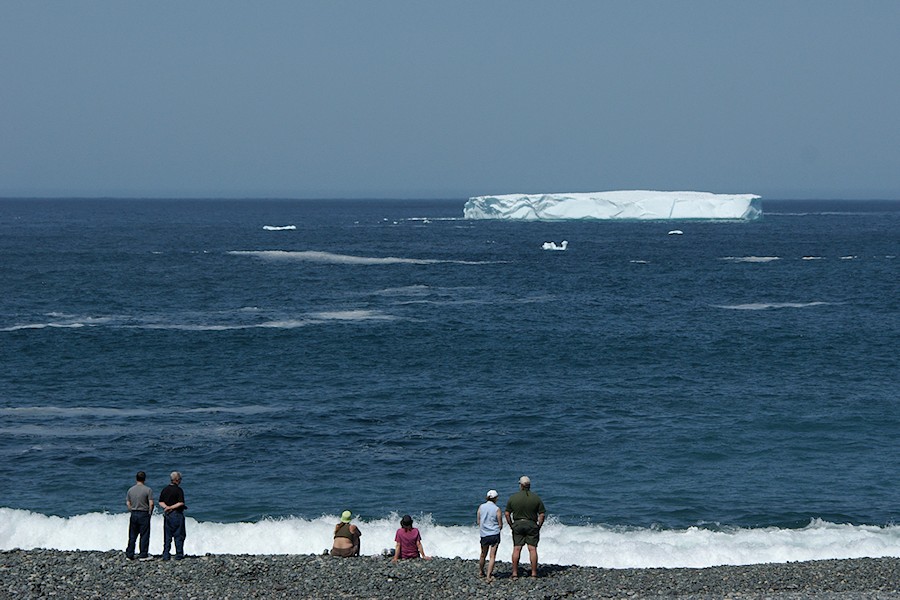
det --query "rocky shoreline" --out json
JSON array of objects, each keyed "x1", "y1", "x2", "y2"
[{"x1": 3, "y1": 550, "x2": 900, "y2": 599}]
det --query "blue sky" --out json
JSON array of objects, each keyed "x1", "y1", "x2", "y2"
[{"x1": 2, "y1": 1, "x2": 899, "y2": 199}]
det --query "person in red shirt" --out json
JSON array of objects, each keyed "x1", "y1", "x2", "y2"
[{"x1": 391, "y1": 514, "x2": 431, "y2": 561}]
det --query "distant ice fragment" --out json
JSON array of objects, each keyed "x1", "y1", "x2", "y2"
[
  {"x1": 464, "y1": 191, "x2": 761, "y2": 220},
  {"x1": 542, "y1": 240, "x2": 568, "y2": 251}
]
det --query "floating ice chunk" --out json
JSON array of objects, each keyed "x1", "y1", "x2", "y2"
[
  {"x1": 541, "y1": 240, "x2": 568, "y2": 251},
  {"x1": 464, "y1": 191, "x2": 761, "y2": 220}
]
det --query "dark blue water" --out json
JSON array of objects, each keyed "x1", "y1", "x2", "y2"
[{"x1": 1, "y1": 198, "x2": 898, "y2": 529}]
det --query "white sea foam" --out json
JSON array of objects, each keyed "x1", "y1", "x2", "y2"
[
  {"x1": 2, "y1": 309, "x2": 398, "y2": 333},
  {"x1": 262, "y1": 225, "x2": 296, "y2": 231},
  {"x1": 721, "y1": 256, "x2": 781, "y2": 263},
  {"x1": 308, "y1": 310, "x2": 396, "y2": 322},
  {"x1": 2, "y1": 509, "x2": 899, "y2": 568},
  {"x1": 370, "y1": 285, "x2": 433, "y2": 296},
  {"x1": 228, "y1": 250, "x2": 497, "y2": 266},
  {"x1": 713, "y1": 302, "x2": 831, "y2": 311},
  {"x1": 0, "y1": 315, "x2": 113, "y2": 332},
  {"x1": 0, "y1": 320, "x2": 107, "y2": 332},
  {"x1": 405, "y1": 217, "x2": 459, "y2": 222}
]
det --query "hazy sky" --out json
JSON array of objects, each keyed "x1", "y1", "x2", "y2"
[{"x1": 2, "y1": 2, "x2": 899, "y2": 199}]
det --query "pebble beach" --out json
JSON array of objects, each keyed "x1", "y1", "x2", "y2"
[{"x1": 3, "y1": 551, "x2": 900, "y2": 599}]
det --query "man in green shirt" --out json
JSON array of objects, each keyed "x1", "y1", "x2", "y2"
[{"x1": 504, "y1": 475, "x2": 546, "y2": 578}]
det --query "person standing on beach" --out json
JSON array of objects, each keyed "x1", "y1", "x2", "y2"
[
  {"x1": 392, "y1": 515, "x2": 431, "y2": 561},
  {"x1": 158, "y1": 471, "x2": 187, "y2": 560},
  {"x1": 504, "y1": 475, "x2": 546, "y2": 578},
  {"x1": 125, "y1": 471, "x2": 153, "y2": 560},
  {"x1": 476, "y1": 489, "x2": 502, "y2": 580},
  {"x1": 331, "y1": 510, "x2": 362, "y2": 557}
]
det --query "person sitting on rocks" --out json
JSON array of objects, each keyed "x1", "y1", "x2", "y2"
[
  {"x1": 392, "y1": 514, "x2": 431, "y2": 561},
  {"x1": 330, "y1": 510, "x2": 361, "y2": 557}
]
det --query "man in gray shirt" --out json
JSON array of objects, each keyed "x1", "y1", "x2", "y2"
[{"x1": 125, "y1": 471, "x2": 154, "y2": 560}]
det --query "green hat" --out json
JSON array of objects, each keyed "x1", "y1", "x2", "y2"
[{"x1": 341, "y1": 510, "x2": 352, "y2": 523}]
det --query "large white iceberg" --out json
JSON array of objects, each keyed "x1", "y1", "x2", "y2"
[{"x1": 464, "y1": 191, "x2": 762, "y2": 221}]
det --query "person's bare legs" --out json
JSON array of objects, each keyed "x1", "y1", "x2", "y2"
[
  {"x1": 479, "y1": 545, "x2": 488, "y2": 576},
  {"x1": 511, "y1": 544, "x2": 523, "y2": 578},
  {"x1": 487, "y1": 544, "x2": 498, "y2": 580},
  {"x1": 527, "y1": 544, "x2": 538, "y2": 577}
]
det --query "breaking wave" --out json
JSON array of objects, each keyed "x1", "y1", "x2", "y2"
[
  {"x1": 713, "y1": 302, "x2": 832, "y2": 310},
  {"x1": 227, "y1": 250, "x2": 498, "y2": 265},
  {"x1": 3, "y1": 509, "x2": 900, "y2": 569}
]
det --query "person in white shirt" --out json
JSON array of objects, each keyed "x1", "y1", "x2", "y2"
[{"x1": 476, "y1": 489, "x2": 503, "y2": 580}]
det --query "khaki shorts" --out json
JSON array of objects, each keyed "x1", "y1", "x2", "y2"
[{"x1": 511, "y1": 520, "x2": 540, "y2": 547}]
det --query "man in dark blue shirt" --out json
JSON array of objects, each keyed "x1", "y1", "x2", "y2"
[{"x1": 158, "y1": 471, "x2": 187, "y2": 560}]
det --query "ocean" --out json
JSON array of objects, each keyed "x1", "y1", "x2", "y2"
[{"x1": 1, "y1": 197, "x2": 898, "y2": 568}]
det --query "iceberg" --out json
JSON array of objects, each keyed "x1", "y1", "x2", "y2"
[{"x1": 463, "y1": 191, "x2": 762, "y2": 221}]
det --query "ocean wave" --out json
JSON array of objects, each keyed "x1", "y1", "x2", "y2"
[
  {"x1": 370, "y1": 285, "x2": 434, "y2": 296},
  {"x1": 228, "y1": 250, "x2": 498, "y2": 266},
  {"x1": 2, "y1": 509, "x2": 899, "y2": 568},
  {"x1": 713, "y1": 302, "x2": 832, "y2": 311},
  {"x1": 2, "y1": 309, "x2": 398, "y2": 333},
  {"x1": 720, "y1": 256, "x2": 781, "y2": 263},
  {"x1": 308, "y1": 310, "x2": 396, "y2": 322},
  {"x1": 0, "y1": 315, "x2": 114, "y2": 332},
  {"x1": 0, "y1": 406, "x2": 280, "y2": 418},
  {"x1": 0, "y1": 425, "x2": 131, "y2": 437},
  {"x1": 262, "y1": 225, "x2": 296, "y2": 231}
]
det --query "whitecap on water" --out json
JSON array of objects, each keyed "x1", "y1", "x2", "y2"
[
  {"x1": 227, "y1": 250, "x2": 500, "y2": 266},
  {"x1": 713, "y1": 302, "x2": 831, "y2": 310},
  {"x1": 4, "y1": 509, "x2": 900, "y2": 569},
  {"x1": 720, "y1": 256, "x2": 781, "y2": 263}
]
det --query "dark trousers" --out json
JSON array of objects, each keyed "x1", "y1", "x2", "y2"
[
  {"x1": 163, "y1": 511, "x2": 186, "y2": 559},
  {"x1": 126, "y1": 511, "x2": 151, "y2": 558}
]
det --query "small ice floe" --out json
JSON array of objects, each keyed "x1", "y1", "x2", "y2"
[
  {"x1": 263, "y1": 225, "x2": 296, "y2": 231},
  {"x1": 541, "y1": 240, "x2": 568, "y2": 251},
  {"x1": 668, "y1": 230, "x2": 684, "y2": 235}
]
